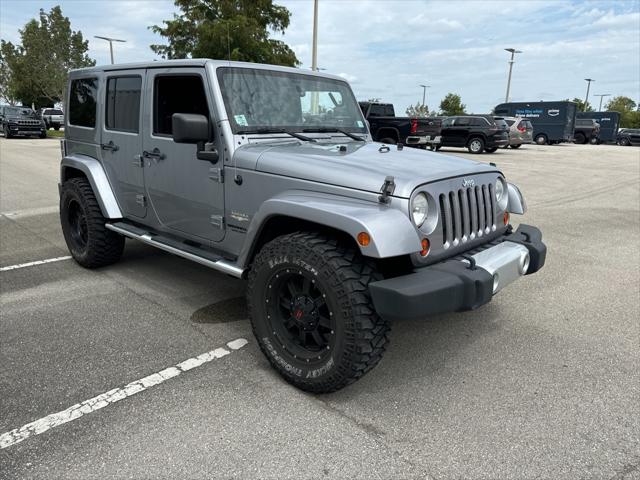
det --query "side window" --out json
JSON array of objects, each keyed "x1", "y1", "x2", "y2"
[
  {"x1": 69, "y1": 78, "x2": 98, "y2": 128},
  {"x1": 105, "y1": 76, "x2": 142, "y2": 133},
  {"x1": 369, "y1": 105, "x2": 385, "y2": 117},
  {"x1": 154, "y1": 75, "x2": 209, "y2": 136},
  {"x1": 456, "y1": 117, "x2": 470, "y2": 126},
  {"x1": 442, "y1": 118, "x2": 454, "y2": 127}
]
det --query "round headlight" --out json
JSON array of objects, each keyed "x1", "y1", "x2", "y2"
[
  {"x1": 412, "y1": 193, "x2": 428, "y2": 226},
  {"x1": 495, "y1": 179, "x2": 505, "y2": 202}
]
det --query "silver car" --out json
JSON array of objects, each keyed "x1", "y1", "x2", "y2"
[{"x1": 495, "y1": 116, "x2": 533, "y2": 148}]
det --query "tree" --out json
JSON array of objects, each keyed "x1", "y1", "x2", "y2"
[
  {"x1": 0, "y1": 6, "x2": 94, "y2": 108},
  {"x1": 150, "y1": 0, "x2": 299, "y2": 67},
  {"x1": 439, "y1": 93, "x2": 466, "y2": 116},
  {"x1": 605, "y1": 96, "x2": 640, "y2": 128},
  {"x1": 0, "y1": 46, "x2": 17, "y2": 104},
  {"x1": 564, "y1": 98, "x2": 593, "y2": 112},
  {"x1": 405, "y1": 103, "x2": 430, "y2": 117}
]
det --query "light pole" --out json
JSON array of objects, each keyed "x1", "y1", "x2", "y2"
[
  {"x1": 594, "y1": 93, "x2": 611, "y2": 111},
  {"x1": 311, "y1": 0, "x2": 319, "y2": 71},
  {"x1": 583, "y1": 78, "x2": 595, "y2": 112},
  {"x1": 94, "y1": 36, "x2": 126, "y2": 64},
  {"x1": 419, "y1": 84, "x2": 430, "y2": 107},
  {"x1": 504, "y1": 48, "x2": 522, "y2": 103}
]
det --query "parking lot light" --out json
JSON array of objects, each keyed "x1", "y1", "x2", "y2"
[
  {"x1": 94, "y1": 35, "x2": 126, "y2": 64},
  {"x1": 594, "y1": 93, "x2": 611, "y2": 112},
  {"x1": 584, "y1": 78, "x2": 595, "y2": 112},
  {"x1": 504, "y1": 48, "x2": 522, "y2": 103}
]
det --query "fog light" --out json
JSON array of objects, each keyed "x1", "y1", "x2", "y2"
[
  {"x1": 420, "y1": 238, "x2": 430, "y2": 256},
  {"x1": 519, "y1": 252, "x2": 530, "y2": 274},
  {"x1": 503, "y1": 211, "x2": 510, "y2": 225},
  {"x1": 357, "y1": 232, "x2": 371, "y2": 247}
]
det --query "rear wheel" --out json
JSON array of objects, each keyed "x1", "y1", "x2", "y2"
[
  {"x1": 467, "y1": 137, "x2": 485, "y2": 154},
  {"x1": 247, "y1": 231, "x2": 389, "y2": 393},
  {"x1": 574, "y1": 132, "x2": 586, "y2": 144},
  {"x1": 379, "y1": 137, "x2": 397, "y2": 145},
  {"x1": 54, "y1": 125, "x2": 60, "y2": 131},
  {"x1": 510, "y1": 144, "x2": 522, "y2": 149},
  {"x1": 429, "y1": 144, "x2": 442, "y2": 151},
  {"x1": 535, "y1": 134, "x2": 547, "y2": 145},
  {"x1": 60, "y1": 177, "x2": 125, "y2": 268},
  {"x1": 619, "y1": 138, "x2": 631, "y2": 146},
  {"x1": 484, "y1": 147, "x2": 498, "y2": 153}
]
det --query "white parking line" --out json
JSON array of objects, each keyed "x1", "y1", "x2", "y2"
[
  {"x1": 0, "y1": 256, "x2": 72, "y2": 272},
  {"x1": 0, "y1": 338, "x2": 249, "y2": 449},
  {"x1": 1, "y1": 205, "x2": 59, "y2": 218}
]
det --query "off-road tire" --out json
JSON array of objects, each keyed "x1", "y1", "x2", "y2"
[
  {"x1": 60, "y1": 177, "x2": 124, "y2": 268},
  {"x1": 247, "y1": 231, "x2": 390, "y2": 393},
  {"x1": 510, "y1": 144, "x2": 522, "y2": 149},
  {"x1": 467, "y1": 137, "x2": 485, "y2": 154}
]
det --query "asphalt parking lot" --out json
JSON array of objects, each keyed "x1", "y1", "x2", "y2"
[{"x1": 1, "y1": 137, "x2": 639, "y2": 479}]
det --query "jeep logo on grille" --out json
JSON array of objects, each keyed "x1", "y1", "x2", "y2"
[{"x1": 462, "y1": 178, "x2": 475, "y2": 188}]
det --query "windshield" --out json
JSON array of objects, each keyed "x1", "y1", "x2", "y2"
[
  {"x1": 4, "y1": 107, "x2": 35, "y2": 116},
  {"x1": 217, "y1": 67, "x2": 367, "y2": 134}
]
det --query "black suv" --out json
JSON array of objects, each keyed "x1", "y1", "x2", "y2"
[
  {"x1": 616, "y1": 128, "x2": 640, "y2": 146},
  {"x1": 573, "y1": 118, "x2": 600, "y2": 144},
  {"x1": 0, "y1": 106, "x2": 47, "y2": 138},
  {"x1": 437, "y1": 115, "x2": 509, "y2": 153}
]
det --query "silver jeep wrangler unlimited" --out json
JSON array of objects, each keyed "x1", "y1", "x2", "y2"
[{"x1": 59, "y1": 59, "x2": 546, "y2": 392}]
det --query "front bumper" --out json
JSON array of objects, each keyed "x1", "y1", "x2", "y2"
[{"x1": 369, "y1": 224, "x2": 546, "y2": 321}]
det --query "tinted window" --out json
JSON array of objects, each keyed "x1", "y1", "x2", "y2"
[
  {"x1": 369, "y1": 105, "x2": 386, "y2": 117},
  {"x1": 45, "y1": 109, "x2": 63, "y2": 115},
  {"x1": 455, "y1": 117, "x2": 470, "y2": 126},
  {"x1": 154, "y1": 75, "x2": 209, "y2": 136},
  {"x1": 106, "y1": 76, "x2": 141, "y2": 133},
  {"x1": 442, "y1": 118, "x2": 454, "y2": 127},
  {"x1": 69, "y1": 78, "x2": 98, "y2": 128}
]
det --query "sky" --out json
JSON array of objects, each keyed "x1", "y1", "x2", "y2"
[{"x1": 1, "y1": 0, "x2": 639, "y2": 113}]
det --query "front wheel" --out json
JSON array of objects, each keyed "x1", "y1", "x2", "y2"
[
  {"x1": 3, "y1": 125, "x2": 12, "y2": 139},
  {"x1": 620, "y1": 138, "x2": 631, "y2": 146},
  {"x1": 510, "y1": 144, "x2": 522, "y2": 149},
  {"x1": 468, "y1": 137, "x2": 485, "y2": 154},
  {"x1": 247, "y1": 232, "x2": 390, "y2": 393},
  {"x1": 54, "y1": 125, "x2": 60, "y2": 131},
  {"x1": 379, "y1": 137, "x2": 397, "y2": 145},
  {"x1": 60, "y1": 177, "x2": 125, "y2": 268}
]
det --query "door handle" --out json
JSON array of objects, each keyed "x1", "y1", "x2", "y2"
[
  {"x1": 101, "y1": 141, "x2": 119, "y2": 152},
  {"x1": 143, "y1": 148, "x2": 165, "y2": 160}
]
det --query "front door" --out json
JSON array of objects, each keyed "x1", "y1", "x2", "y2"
[
  {"x1": 100, "y1": 70, "x2": 146, "y2": 218},
  {"x1": 142, "y1": 67, "x2": 225, "y2": 243}
]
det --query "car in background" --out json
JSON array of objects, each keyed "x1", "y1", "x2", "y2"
[
  {"x1": 0, "y1": 106, "x2": 47, "y2": 138},
  {"x1": 616, "y1": 128, "x2": 640, "y2": 146},
  {"x1": 494, "y1": 101, "x2": 577, "y2": 145},
  {"x1": 573, "y1": 118, "x2": 600, "y2": 144},
  {"x1": 435, "y1": 115, "x2": 509, "y2": 153},
  {"x1": 494, "y1": 116, "x2": 533, "y2": 149},
  {"x1": 358, "y1": 101, "x2": 441, "y2": 147},
  {"x1": 39, "y1": 108, "x2": 64, "y2": 130}
]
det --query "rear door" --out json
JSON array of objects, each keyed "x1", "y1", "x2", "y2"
[
  {"x1": 142, "y1": 67, "x2": 225, "y2": 243},
  {"x1": 101, "y1": 70, "x2": 146, "y2": 218}
]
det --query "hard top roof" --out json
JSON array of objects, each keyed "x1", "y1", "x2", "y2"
[{"x1": 69, "y1": 58, "x2": 348, "y2": 82}]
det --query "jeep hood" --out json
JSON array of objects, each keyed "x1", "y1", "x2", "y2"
[{"x1": 233, "y1": 141, "x2": 499, "y2": 198}]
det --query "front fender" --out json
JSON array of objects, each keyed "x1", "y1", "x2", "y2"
[
  {"x1": 239, "y1": 191, "x2": 421, "y2": 267},
  {"x1": 60, "y1": 154, "x2": 122, "y2": 218}
]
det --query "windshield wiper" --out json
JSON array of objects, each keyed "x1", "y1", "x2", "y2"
[
  {"x1": 302, "y1": 128, "x2": 365, "y2": 142},
  {"x1": 236, "y1": 128, "x2": 316, "y2": 142}
]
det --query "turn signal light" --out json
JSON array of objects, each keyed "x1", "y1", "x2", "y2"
[
  {"x1": 503, "y1": 211, "x2": 510, "y2": 225},
  {"x1": 420, "y1": 238, "x2": 430, "y2": 256},
  {"x1": 357, "y1": 232, "x2": 371, "y2": 247}
]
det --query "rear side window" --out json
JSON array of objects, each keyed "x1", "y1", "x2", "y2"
[
  {"x1": 456, "y1": 117, "x2": 470, "y2": 126},
  {"x1": 106, "y1": 76, "x2": 142, "y2": 133},
  {"x1": 69, "y1": 78, "x2": 98, "y2": 128},
  {"x1": 153, "y1": 75, "x2": 209, "y2": 136},
  {"x1": 506, "y1": 119, "x2": 515, "y2": 126}
]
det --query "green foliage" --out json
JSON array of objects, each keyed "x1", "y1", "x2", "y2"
[
  {"x1": 564, "y1": 97, "x2": 594, "y2": 112},
  {"x1": 150, "y1": 0, "x2": 299, "y2": 67},
  {"x1": 405, "y1": 103, "x2": 430, "y2": 117},
  {"x1": 604, "y1": 96, "x2": 639, "y2": 128},
  {"x1": 0, "y1": 6, "x2": 94, "y2": 108},
  {"x1": 439, "y1": 93, "x2": 466, "y2": 116}
]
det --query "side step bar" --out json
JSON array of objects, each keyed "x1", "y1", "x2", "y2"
[{"x1": 106, "y1": 222, "x2": 244, "y2": 278}]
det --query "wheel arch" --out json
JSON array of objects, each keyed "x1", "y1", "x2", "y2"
[
  {"x1": 60, "y1": 154, "x2": 122, "y2": 218},
  {"x1": 238, "y1": 192, "x2": 421, "y2": 270},
  {"x1": 376, "y1": 127, "x2": 400, "y2": 142}
]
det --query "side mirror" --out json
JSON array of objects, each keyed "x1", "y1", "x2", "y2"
[{"x1": 172, "y1": 113, "x2": 210, "y2": 143}]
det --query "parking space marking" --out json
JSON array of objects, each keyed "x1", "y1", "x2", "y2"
[
  {"x1": 1, "y1": 205, "x2": 59, "y2": 218},
  {"x1": 0, "y1": 256, "x2": 72, "y2": 272},
  {"x1": 0, "y1": 338, "x2": 249, "y2": 449}
]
